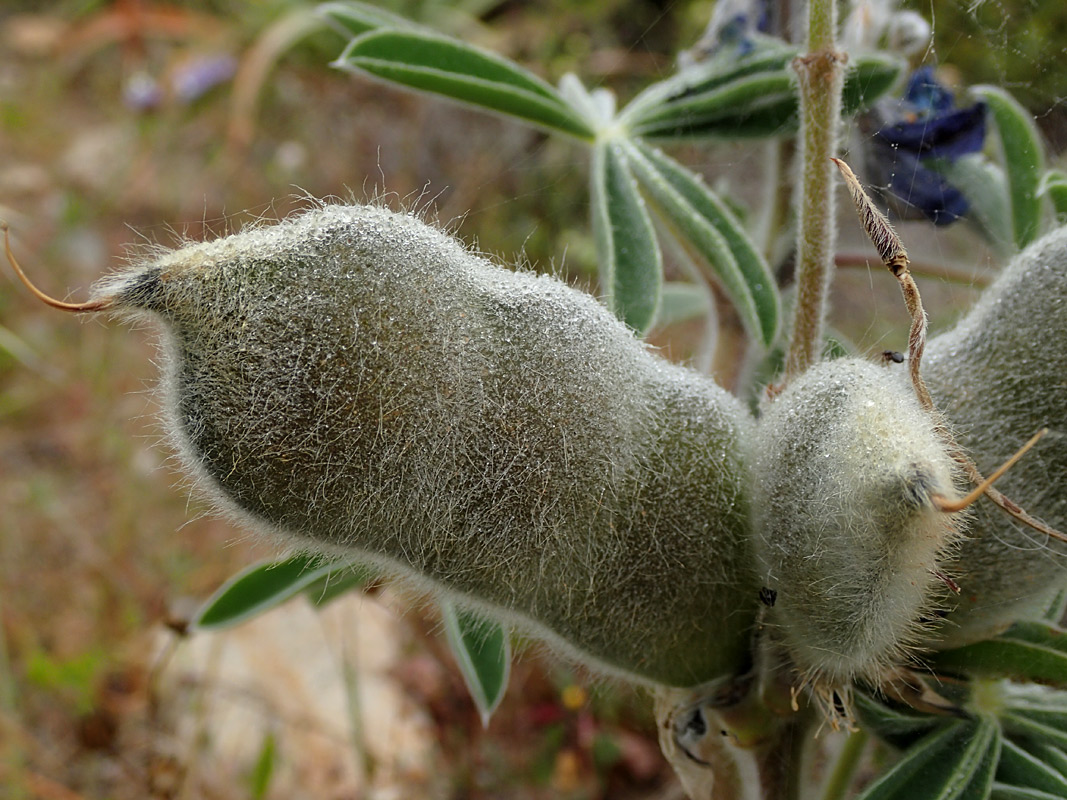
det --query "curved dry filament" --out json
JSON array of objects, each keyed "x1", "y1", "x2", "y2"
[{"x1": 2, "y1": 222, "x2": 111, "y2": 313}]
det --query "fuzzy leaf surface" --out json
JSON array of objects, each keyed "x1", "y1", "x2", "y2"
[{"x1": 334, "y1": 29, "x2": 594, "y2": 139}]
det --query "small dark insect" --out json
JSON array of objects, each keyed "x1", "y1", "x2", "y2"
[
  {"x1": 758, "y1": 586, "x2": 778, "y2": 607},
  {"x1": 882, "y1": 350, "x2": 905, "y2": 364}
]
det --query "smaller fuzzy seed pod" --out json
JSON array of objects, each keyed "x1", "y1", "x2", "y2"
[
  {"x1": 751, "y1": 358, "x2": 962, "y2": 689},
  {"x1": 68, "y1": 202, "x2": 759, "y2": 688},
  {"x1": 924, "y1": 226, "x2": 1067, "y2": 647}
]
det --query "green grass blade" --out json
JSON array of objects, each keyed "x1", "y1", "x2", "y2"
[
  {"x1": 932, "y1": 621, "x2": 1067, "y2": 687},
  {"x1": 972, "y1": 85, "x2": 1046, "y2": 250},
  {"x1": 854, "y1": 716, "x2": 1000, "y2": 800},
  {"x1": 440, "y1": 601, "x2": 510, "y2": 727},
  {"x1": 624, "y1": 139, "x2": 779, "y2": 346},
  {"x1": 334, "y1": 29, "x2": 595, "y2": 140},
  {"x1": 194, "y1": 553, "x2": 343, "y2": 630},
  {"x1": 590, "y1": 138, "x2": 662, "y2": 334}
]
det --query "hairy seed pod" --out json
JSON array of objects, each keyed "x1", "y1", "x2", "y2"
[
  {"x1": 924, "y1": 226, "x2": 1067, "y2": 647},
  {"x1": 751, "y1": 358, "x2": 961, "y2": 688},
  {"x1": 79, "y1": 203, "x2": 758, "y2": 687}
]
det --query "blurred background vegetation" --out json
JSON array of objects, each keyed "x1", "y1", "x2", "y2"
[{"x1": 1, "y1": 1, "x2": 1064, "y2": 798}]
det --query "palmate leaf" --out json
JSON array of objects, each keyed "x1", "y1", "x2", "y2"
[
  {"x1": 853, "y1": 716, "x2": 1001, "y2": 800},
  {"x1": 591, "y1": 138, "x2": 662, "y2": 334},
  {"x1": 931, "y1": 621, "x2": 1067, "y2": 687},
  {"x1": 194, "y1": 553, "x2": 372, "y2": 630},
  {"x1": 440, "y1": 601, "x2": 511, "y2": 727},
  {"x1": 621, "y1": 139, "x2": 779, "y2": 346},
  {"x1": 972, "y1": 85, "x2": 1046, "y2": 250},
  {"x1": 333, "y1": 28, "x2": 595, "y2": 140}
]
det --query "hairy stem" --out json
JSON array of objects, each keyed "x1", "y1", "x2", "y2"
[{"x1": 784, "y1": 0, "x2": 845, "y2": 383}]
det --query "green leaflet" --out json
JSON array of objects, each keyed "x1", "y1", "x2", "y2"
[
  {"x1": 303, "y1": 563, "x2": 376, "y2": 607},
  {"x1": 930, "y1": 155, "x2": 1013, "y2": 256},
  {"x1": 932, "y1": 621, "x2": 1067, "y2": 687},
  {"x1": 997, "y1": 739, "x2": 1067, "y2": 796},
  {"x1": 591, "y1": 138, "x2": 662, "y2": 334},
  {"x1": 621, "y1": 38, "x2": 796, "y2": 124},
  {"x1": 999, "y1": 683, "x2": 1067, "y2": 751},
  {"x1": 972, "y1": 85, "x2": 1046, "y2": 250},
  {"x1": 334, "y1": 29, "x2": 595, "y2": 140},
  {"x1": 854, "y1": 717, "x2": 1001, "y2": 800},
  {"x1": 623, "y1": 52, "x2": 902, "y2": 141},
  {"x1": 853, "y1": 691, "x2": 944, "y2": 749},
  {"x1": 655, "y1": 282, "x2": 714, "y2": 328},
  {"x1": 193, "y1": 553, "x2": 369, "y2": 630},
  {"x1": 1039, "y1": 171, "x2": 1067, "y2": 219},
  {"x1": 248, "y1": 731, "x2": 277, "y2": 800},
  {"x1": 1020, "y1": 743, "x2": 1067, "y2": 781},
  {"x1": 628, "y1": 71, "x2": 798, "y2": 139},
  {"x1": 989, "y1": 785, "x2": 1067, "y2": 800},
  {"x1": 440, "y1": 601, "x2": 511, "y2": 727},
  {"x1": 317, "y1": 0, "x2": 418, "y2": 36},
  {"x1": 622, "y1": 139, "x2": 778, "y2": 346}
]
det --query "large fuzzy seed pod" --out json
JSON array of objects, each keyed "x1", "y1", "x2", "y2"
[
  {"x1": 751, "y1": 358, "x2": 961, "y2": 688},
  {"x1": 84, "y1": 203, "x2": 758, "y2": 688},
  {"x1": 924, "y1": 226, "x2": 1067, "y2": 647}
]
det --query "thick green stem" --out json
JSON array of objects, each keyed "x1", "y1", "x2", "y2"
[
  {"x1": 819, "y1": 730, "x2": 869, "y2": 800},
  {"x1": 784, "y1": 0, "x2": 845, "y2": 383}
]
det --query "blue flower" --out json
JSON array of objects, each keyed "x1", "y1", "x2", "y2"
[{"x1": 868, "y1": 67, "x2": 987, "y2": 225}]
